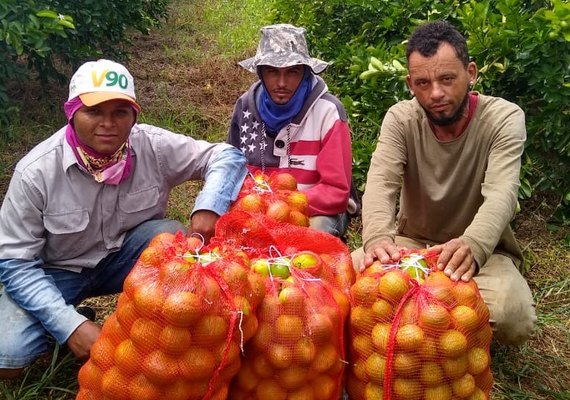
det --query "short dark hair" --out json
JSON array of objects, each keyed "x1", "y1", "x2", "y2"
[{"x1": 406, "y1": 21, "x2": 470, "y2": 67}]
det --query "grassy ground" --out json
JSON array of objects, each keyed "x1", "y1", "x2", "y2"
[{"x1": 0, "y1": 0, "x2": 569, "y2": 399}]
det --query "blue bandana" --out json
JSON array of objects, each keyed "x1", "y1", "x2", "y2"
[{"x1": 258, "y1": 69, "x2": 313, "y2": 135}]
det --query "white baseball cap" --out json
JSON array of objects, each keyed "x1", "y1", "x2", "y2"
[{"x1": 68, "y1": 59, "x2": 140, "y2": 110}]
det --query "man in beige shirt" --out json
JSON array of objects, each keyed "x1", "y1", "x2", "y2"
[{"x1": 353, "y1": 21, "x2": 536, "y2": 345}]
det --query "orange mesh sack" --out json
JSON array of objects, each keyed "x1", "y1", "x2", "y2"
[
  {"x1": 346, "y1": 249, "x2": 493, "y2": 400},
  {"x1": 230, "y1": 171, "x2": 310, "y2": 227},
  {"x1": 212, "y1": 210, "x2": 356, "y2": 294},
  {"x1": 76, "y1": 232, "x2": 261, "y2": 400},
  {"x1": 230, "y1": 254, "x2": 350, "y2": 400}
]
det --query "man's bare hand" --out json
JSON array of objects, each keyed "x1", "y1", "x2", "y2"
[
  {"x1": 190, "y1": 210, "x2": 219, "y2": 245},
  {"x1": 430, "y1": 238, "x2": 476, "y2": 282},
  {"x1": 361, "y1": 240, "x2": 401, "y2": 271},
  {"x1": 67, "y1": 320, "x2": 101, "y2": 360}
]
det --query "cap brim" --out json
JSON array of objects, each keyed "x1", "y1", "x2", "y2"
[
  {"x1": 79, "y1": 92, "x2": 141, "y2": 111},
  {"x1": 238, "y1": 57, "x2": 328, "y2": 75}
]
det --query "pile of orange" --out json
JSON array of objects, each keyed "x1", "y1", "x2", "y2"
[
  {"x1": 230, "y1": 268, "x2": 350, "y2": 400},
  {"x1": 230, "y1": 171, "x2": 310, "y2": 227},
  {"x1": 347, "y1": 255, "x2": 493, "y2": 400},
  {"x1": 76, "y1": 232, "x2": 262, "y2": 400}
]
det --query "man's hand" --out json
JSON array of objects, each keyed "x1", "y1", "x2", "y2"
[
  {"x1": 67, "y1": 320, "x2": 101, "y2": 360},
  {"x1": 190, "y1": 210, "x2": 219, "y2": 245},
  {"x1": 430, "y1": 238, "x2": 477, "y2": 282},
  {"x1": 361, "y1": 240, "x2": 401, "y2": 271}
]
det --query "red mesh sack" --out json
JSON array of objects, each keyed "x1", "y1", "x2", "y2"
[
  {"x1": 230, "y1": 254, "x2": 350, "y2": 400},
  {"x1": 346, "y1": 249, "x2": 493, "y2": 400},
  {"x1": 230, "y1": 171, "x2": 310, "y2": 227},
  {"x1": 211, "y1": 210, "x2": 356, "y2": 294},
  {"x1": 76, "y1": 232, "x2": 261, "y2": 400}
]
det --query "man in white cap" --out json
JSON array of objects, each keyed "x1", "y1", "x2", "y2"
[
  {"x1": 228, "y1": 24, "x2": 359, "y2": 239},
  {"x1": 0, "y1": 59, "x2": 247, "y2": 378}
]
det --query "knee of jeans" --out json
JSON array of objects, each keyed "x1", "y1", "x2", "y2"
[
  {"x1": 132, "y1": 219, "x2": 186, "y2": 242},
  {"x1": 492, "y1": 303, "x2": 537, "y2": 346}
]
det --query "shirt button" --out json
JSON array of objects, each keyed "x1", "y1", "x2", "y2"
[{"x1": 275, "y1": 140, "x2": 285, "y2": 148}]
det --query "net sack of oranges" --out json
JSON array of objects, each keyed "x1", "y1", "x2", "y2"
[
  {"x1": 346, "y1": 249, "x2": 493, "y2": 400},
  {"x1": 212, "y1": 210, "x2": 356, "y2": 294},
  {"x1": 76, "y1": 232, "x2": 262, "y2": 400},
  {"x1": 230, "y1": 254, "x2": 350, "y2": 400},
  {"x1": 230, "y1": 171, "x2": 310, "y2": 227}
]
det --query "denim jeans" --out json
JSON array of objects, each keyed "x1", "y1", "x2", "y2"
[
  {"x1": 0, "y1": 219, "x2": 184, "y2": 369},
  {"x1": 309, "y1": 212, "x2": 350, "y2": 239}
]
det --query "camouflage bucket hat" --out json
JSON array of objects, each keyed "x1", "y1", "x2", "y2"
[{"x1": 239, "y1": 24, "x2": 329, "y2": 74}]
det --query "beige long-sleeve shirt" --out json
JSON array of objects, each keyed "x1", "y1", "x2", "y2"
[{"x1": 362, "y1": 93, "x2": 525, "y2": 269}]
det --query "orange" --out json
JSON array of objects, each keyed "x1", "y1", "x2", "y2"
[
  {"x1": 288, "y1": 384, "x2": 315, "y2": 400},
  {"x1": 240, "y1": 314, "x2": 259, "y2": 342},
  {"x1": 290, "y1": 251, "x2": 322, "y2": 273},
  {"x1": 351, "y1": 276, "x2": 378, "y2": 306},
  {"x1": 471, "y1": 323, "x2": 493, "y2": 347},
  {"x1": 371, "y1": 298, "x2": 394, "y2": 322},
  {"x1": 161, "y1": 290, "x2": 202, "y2": 328},
  {"x1": 251, "y1": 321, "x2": 272, "y2": 350},
  {"x1": 345, "y1": 376, "x2": 366, "y2": 400},
  {"x1": 142, "y1": 350, "x2": 179, "y2": 385},
  {"x1": 364, "y1": 382, "x2": 383, "y2": 400},
  {"x1": 219, "y1": 358, "x2": 241, "y2": 382},
  {"x1": 115, "y1": 295, "x2": 140, "y2": 332},
  {"x1": 352, "y1": 334, "x2": 373, "y2": 358},
  {"x1": 130, "y1": 318, "x2": 163, "y2": 354},
  {"x1": 148, "y1": 231, "x2": 175, "y2": 248},
  {"x1": 289, "y1": 210, "x2": 310, "y2": 227},
  {"x1": 137, "y1": 246, "x2": 162, "y2": 267},
  {"x1": 256, "y1": 379, "x2": 287, "y2": 400},
  {"x1": 350, "y1": 305, "x2": 375, "y2": 334},
  {"x1": 352, "y1": 361, "x2": 368, "y2": 381},
  {"x1": 75, "y1": 389, "x2": 99, "y2": 400},
  {"x1": 132, "y1": 284, "x2": 164, "y2": 319},
  {"x1": 258, "y1": 295, "x2": 281, "y2": 322},
  {"x1": 77, "y1": 361, "x2": 103, "y2": 391},
  {"x1": 100, "y1": 313, "x2": 128, "y2": 346},
  {"x1": 192, "y1": 314, "x2": 228, "y2": 346},
  {"x1": 89, "y1": 336, "x2": 115, "y2": 371},
  {"x1": 178, "y1": 346, "x2": 216, "y2": 380},
  {"x1": 467, "y1": 347, "x2": 490, "y2": 375},
  {"x1": 312, "y1": 343, "x2": 339, "y2": 374},
  {"x1": 371, "y1": 323, "x2": 391, "y2": 355},
  {"x1": 100, "y1": 366, "x2": 130, "y2": 399},
  {"x1": 418, "y1": 303, "x2": 451, "y2": 333},
  {"x1": 236, "y1": 193, "x2": 265, "y2": 213},
  {"x1": 331, "y1": 288, "x2": 350, "y2": 320},
  {"x1": 278, "y1": 286, "x2": 305, "y2": 314},
  {"x1": 159, "y1": 259, "x2": 191, "y2": 282},
  {"x1": 475, "y1": 368, "x2": 494, "y2": 392},
  {"x1": 364, "y1": 352, "x2": 386, "y2": 384},
  {"x1": 234, "y1": 363, "x2": 258, "y2": 392},
  {"x1": 442, "y1": 354, "x2": 469, "y2": 379},
  {"x1": 247, "y1": 272, "x2": 266, "y2": 309},
  {"x1": 128, "y1": 374, "x2": 162, "y2": 400},
  {"x1": 311, "y1": 374, "x2": 336, "y2": 400},
  {"x1": 252, "y1": 354, "x2": 275, "y2": 378},
  {"x1": 393, "y1": 352, "x2": 420, "y2": 377},
  {"x1": 451, "y1": 305, "x2": 480, "y2": 331},
  {"x1": 420, "y1": 361, "x2": 445, "y2": 386},
  {"x1": 296, "y1": 337, "x2": 317, "y2": 364},
  {"x1": 418, "y1": 336, "x2": 440, "y2": 360},
  {"x1": 399, "y1": 298, "x2": 419, "y2": 325},
  {"x1": 451, "y1": 373, "x2": 476, "y2": 398},
  {"x1": 159, "y1": 325, "x2": 192, "y2": 356},
  {"x1": 267, "y1": 343, "x2": 294, "y2": 369},
  {"x1": 277, "y1": 366, "x2": 309, "y2": 390},
  {"x1": 424, "y1": 384, "x2": 453, "y2": 400},
  {"x1": 212, "y1": 340, "x2": 241, "y2": 365},
  {"x1": 396, "y1": 324, "x2": 424, "y2": 352},
  {"x1": 306, "y1": 313, "x2": 334, "y2": 344},
  {"x1": 270, "y1": 172, "x2": 298, "y2": 191},
  {"x1": 222, "y1": 262, "x2": 249, "y2": 288},
  {"x1": 378, "y1": 270, "x2": 411, "y2": 304},
  {"x1": 266, "y1": 200, "x2": 291, "y2": 222},
  {"x1": 424, "y1": 271, "x2": 455, "y2": 306},
  {"x1": 123, "y1": 266, "x2": 156, "y2": 297},
  {"x1": 440, "y1": 329, "x2": 468, "y2": 358},
  {"x1": 114, "y1": 339, "x2": 143, "y2": 376},
  {"x1": 286, "y1": 191, "x2": 309, "y2": 213},
  {"x1": 469, "y1": 387, "x2": 487, "y2": 400},
  {"x1": 452, "y1": 280, "x2": 480, "y2": 306},
  {"x1": 392, "y1": 377, "x2": 422, "y2": 400},
  {"x1": 163, "y1": 380, "x2": 196, "y2": 400},
  {"x1": 274, "y1": 314, "x2": 304, "y2": 343}
]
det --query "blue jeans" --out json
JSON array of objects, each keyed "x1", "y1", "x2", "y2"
[
  {"x1": 309, "y1": 213, "x2": 349, "y2": 238},
  {"x1": 0, "y1": 219, "x2": 184, "y2": 369}
]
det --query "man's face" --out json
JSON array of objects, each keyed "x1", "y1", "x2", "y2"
[
  {"x1": 406, "y1": 42, "x2": 477, "y2": 126},
  {"x1": 73, "y1": 100, "x2": 136, "y2": 155},
  {"x1": 260, "y1": 65, "x2": 305, "y2": 105}
]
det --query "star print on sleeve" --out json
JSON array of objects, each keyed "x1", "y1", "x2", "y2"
[
  {"x1": 240, "y1": 123, "x2": 249, "y2": 133},
  {"x1": 252, "y1": 121, "x2": 260, "y2": 130},
  {"x1": 248, "y1": 143, "x2": 257, "y2": 153},
  {"x1": 243, "y1": 109, "x2": 251, "y2": 119},
  {"x1": 249, "y1": 131, "x2": 258, "y2": 141},
  {"x1": 240, "y1": 135, "x2": 247, "y2": 144}
]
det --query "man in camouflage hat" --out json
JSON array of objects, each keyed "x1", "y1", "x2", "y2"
[{"x1": 228, "y1": 24, "x2": 359, "y2": 238}]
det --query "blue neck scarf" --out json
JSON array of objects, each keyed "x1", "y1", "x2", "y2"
[{"x1": 258, "y1": 69, "x2": 313, "y2": 135}]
